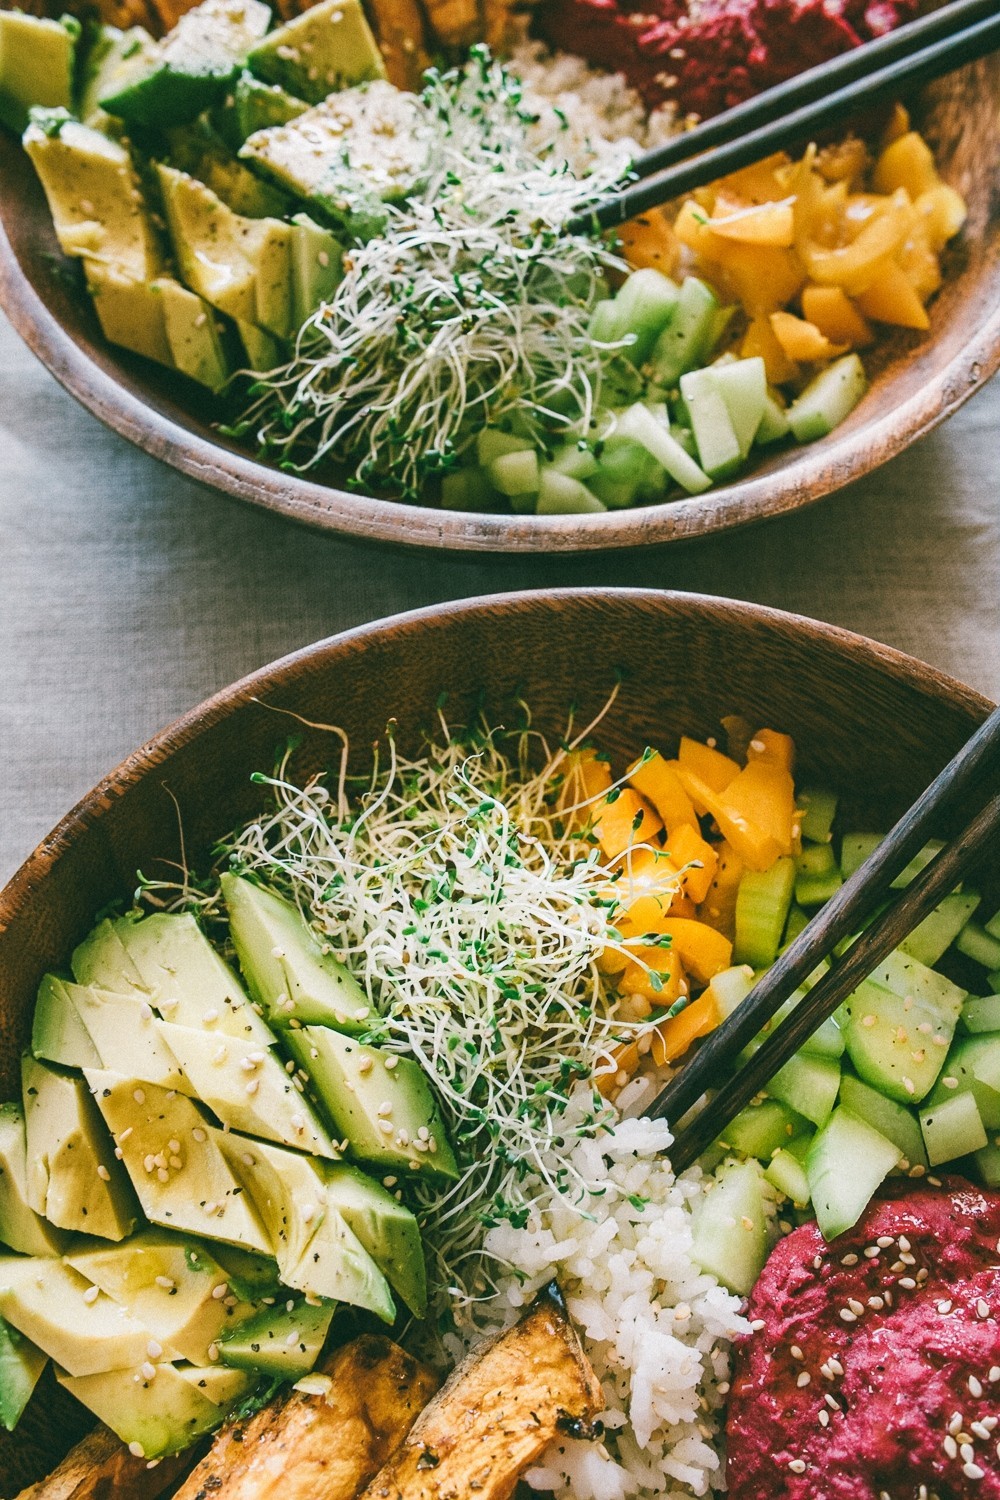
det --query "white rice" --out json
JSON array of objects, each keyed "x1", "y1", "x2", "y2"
[
  {"x1": 462, "y1": 1088, "x2": 749, "y2": 1500},
  {"x1": 508, "y1": 31, "x2": 681, "y2": 175}
]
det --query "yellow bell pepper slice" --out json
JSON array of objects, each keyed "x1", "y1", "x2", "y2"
[
  {"x1": 677, "y1": 737, "x2": 740, "y2": 792},
  {"x1": 716, "y1": 760, "x2": 796, "y2": 859},
  {"x1": 698, "y1": 839, "x2": 744, "y2": 939},
  {"x1": 627, "y1": 750, "x2": 700, "y2": 832},
  {"x1": 770, "y1": 310, "x2": 848, "y2": 363},
  {"x1": 746, "y1": 728, "x2": 795, "y2": 772},
  {"x1": 801, "y1": 285, "x2": 874, "y2": 349},
  {"x1": 708, "y1": 197, "x2": 795, "y2": 247},
  {"x1": 594, "y1": 788, "x2": 663, "y2": 861},
  {"x1": 666, "y1": 822, "x2": 719, "y2": 904},
  {"x1": 741, "y1": 315, "x2": 800, "y2": 385},
  {"x1": 620, "y1": 208, "x2": 679, "y2": 275},
  {"x1": 651, "y1": 989, "x2": 720, "y2": 1067},
  {"x1": 873, "y1": 131, "x2": 940, "y2": 200},
  {"x1": 855, "y1": 262, "x2": 930, "y2": 330}
]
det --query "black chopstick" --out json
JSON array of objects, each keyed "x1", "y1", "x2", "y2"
[
  {"x1": 643, "y1": 701, "x2": 1000, "y2": 1154},
  {"x1": 567, "y1": 10, "x2": 1000, "y2": 233},
  {"x1": 661, "y1": 791, "x2": 1000, "y2": 1174},
  {"x1": 628, "y1": 0, "x2": 996, "y2": 188}
]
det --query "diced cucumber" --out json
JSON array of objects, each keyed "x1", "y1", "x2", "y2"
[
  {"x1": 648, "y1": 276, "x2": 719, "y2": 388},
  {"x1": 611, "y1": 268, "x2": 679, "y2": 365},
  {"x1": 899, "y1": 892, "x2": 981, "y2": 967},
  {"x1": 755, "y1": 391, "x2": 791, "y2": 445},
  {"x1": 806, "y1": 1107, "x2": 902, "y2": 1240},
  {"x1": 974, "y1": 1143, "x2": 1000, "y2": 1187},
  {"x1": 767, "y1": 1050, "x2": 840, "y2": 1128},
  {"x1": 549, "y1": 444, "x2": 599, "y2": 481},
  {"x1": 961, "y1": 995, "x2": 1000, "y2": 1034},
  {"x1": 920, "y1": 1091, "x2": 988, "y2": 1166},
  {"x1": 709, "y1": 358, "x2": 767, "y2": 458},
  {"x1": 799, "y1": 1012, "x2": 845, "y2": 1062},
  {"x1": 783, "y1": 904, "x2": 810, "y2": 945},
  {"x1": 615, "y1": 403, "x2": 712, "y2": 495},
  {"x1": 838, "y1": 968, "x2": 963, "y2": 1104},
  {"x1": 795, "y1": 843, "x2": 843, "y2": 908},
  {"x1": 786, "y1": 354, "x2": 868, "y2": 442},
  {"x1": 956, "y1": 922, "x2": 1000, "y2": 972},
  {"x1": 799, "y1": 788, "x2": 837, "y2": 845},
  {"x1": 840, "y1": 833, "x2": 945, "y2": 886},
  {"x1": 440, "y1": 468, "x2": 495, "y2": 513},
  {"x1": 691, "y1": 1160, "x2": 769, "y2": 1296},
  {"x1": 476, "y1": 429, "x2": 533, "y2": 467},
  {"x1": 679, "y1": 368, "x2": 742, "y2": 480},
  {"x1": 926, "y1": 1035, "x2": 1000, "y2": 1129},
  {"x1": 704, "y1": 964, "x2": 755, "y2": 1020},
  {"x1": 489, "y1": 448, "x2": 539, "y2": 497},
  {"x1": 0, "y1": 1315, "x2": 46, "y2": 1433},
  {"x1": 587, "y1": 473, "x2": 641, "y2": 509},
  {"x1": 535, "y1": 469, "x2": 606, "y2": 515},
  {"x1": 718, "y1": 1098, "x2": 804, "y2": 1160},
  {"x1": 991, "y1": 971, "x2": 1000, "y2": 995},
  {"x1": 765, "y1": 1148, "x2": 810, "y2": 1206},
  {"x1": 986, "y1": 909, "x2": 1000, "y2": 941},
  {"x1": 838, "y1": 1072, "x2": 928, "y2": 1169},
  {"x1": 873, "y1": 948, "x2": 967, "y2": 1014},
  {"x1": 734, "y1": 857, "x2": 796, "y2": 968}
]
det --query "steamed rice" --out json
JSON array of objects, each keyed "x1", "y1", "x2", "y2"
[{"x1": 460, "y1": 1090, "x2": 749, "y2": 1500}]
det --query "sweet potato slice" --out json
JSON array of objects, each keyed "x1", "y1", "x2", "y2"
[
  {"x1": 359, "y1": 1284, "x2": 603, "y2": 1500},
  {"x1": 14, "y1": 1424, "x2": 198, "y2": 1500},
  {"x1": 171, "y1": 1335, "x2": 439, "y2": 1500}
]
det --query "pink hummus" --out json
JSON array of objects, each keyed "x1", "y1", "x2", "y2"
[
  {"x1": 726, "y1": 1180, "x2": 1000, "y2": 1498},
  {"x1": 534, "y1": 0, "x2": 922, "y2": 120}
]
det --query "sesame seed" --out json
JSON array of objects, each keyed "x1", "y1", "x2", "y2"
[
  {"x1": 902, "y1": 1077, "x2": 916, "y2": 1095},
  {"x1": 848, "y1": 1299, "x2": 864, "y2": 1316},
  {"x1": 970, "y1": 1375, "x2": 984, "y2": 1398},
  {"x1": 750, "y1": 1319, "x2": 765, "y2": 1331},
  {"x1": 863, "y1": 1246, "x2": 880, "y2": 1259},
  {"x1": 941, "y1": 1075, "x2": 959, "y2": 1089},
  {"x1": 207, "y1": 1343, "x2": 219, "y2": 1362},
  {"x1": 819, "y1": 1409, "x2": 830, "y2": 1427},
  {"x1": 377, "y1": 1101, "x2": 393, "y2": 1117},
  {"x1": 972, "y1": 1422, "x2": 991, "y2": 1441},
  {"x1": 877, "y1": 1236, "x2": 894, "y2": 1248},
  {"x1": 950, "y1": 1413, "x2": 964, "y2": 1435},
  {"x1": 115, "y1": 1147, "x2": 123, "y2": 1159},
  {"x1": 825, "y1": 1394, "x2": 839, "y2": 1411},
  {"x1": 938, "y1": 1300, "x2": 953, "y2": 1314},
  {"x1": 897, "y1": 1236, "x2": 911, "y2": 1252},
  {"x1": 301, "y1": 1203, "x2": 316, "y2": 1223},
  {"x1": 203, "y1": 1009, "x2": 219, "y2": 1025},
  {"x1": 192, "y1": 1128, "x2": 207, "y2": 1143},
  {"x1": 246, "y1": 1079, "x2": 259, "y2": 1095},
  {"x1": 820, "y1": 1362, "x2": 833, "y2": 1379},
  {"x1": 128, "y1": 1442, "x2": 145, "y2": 1458},
  {"x1": 841, "y1": 1254, "x2": 859, "y2": 1266},
  {"x1": 141, "y1": 1362, "x2": 157, "y2": 1380},
  {"x1": 384, "y1": 1056, "x2": 398, "y2": 1070},
  {"x1": 790, "y1": 1345, "x2": 804, "y2": 1360},
  {"x1": 891, "y1": 1260, "x2": 906, "y2": 1274},
  {"x1": 154, "y1": 1277, "x2": 174, "y2": 1291},
  {"x1": 862, "y1": 1014, "x2": 877, "y2": 1027},
  {"x1": 377, "y1": 1119, "x2": 393, "y2": 1134},
  {"x1": 97, "y1": 1164, "x2": 111, "y2": 1181},
  {"x1": 829, "y1": 1358, "x2": 844, "y2": 1375},
  {"x1": 118, "y1": 1126, "x2": 133, "y2": 1142},
  {"x1": 147, "y1": 1339, "x2": 163, "y2": 1357},
  {"x1": 358, "y1": 1056, "x2": 374, "y2": 1075},
  {"x1": 82, "y1": 1285, "x2": 99, "y2": 1304},
  {"x1": 961, "y1": 1442, "x2": 976, "y2": 1462},
  {"x1": 977, "y1": 1299, "x2": 990, "y2": 1319},
  {"x1": 788, "y1": 1460, "x2": 806, "y2": 1474},
  {"x1": 964, "y1": 1463, "x2": 985, "y2": 1480},
  {"x1": 990, "y1": 1367, "x2": 1000, "y2": 1383},
  {"x1": 943, "y1": 1435, "x2": 959, "y2": 1459},
  {"x1": 796, "y1": 1372, "x2": 811, "y2": 1388},
  {"x1": 868, "y1": 1296, "x2": 885, "y2": 1310},
  {"x1": 839, "y1": 1309, "x2": 857, "y2": 1323},
  {"x1": 212, "y1": 1283, "x2": 228, "y2": 1300},
  {"x1": 133, "y1": 1088, "x2": 145, "y2": 1104},
  {"x1": 899, "y1": 1277, "x2": 917, "y2": 1290}
]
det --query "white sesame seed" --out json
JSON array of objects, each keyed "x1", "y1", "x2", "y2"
[
  {"x1": 796, "y1": 1372, "x2": 811, "y2": 1388},
  {"x1": 819, "y1": 1409, "x2": 830, "y2": 1427},
  {"x1": 841, "y1": 1253, "x2": 859, "y2": 1266},
  {"x1": 897, "y1": 1236, "x2": 910, "y2": 1252},
  {"x1": 972, "y1": 1422, "x2": 991, "y2": 1441},
  {"x1": 950, "y1": 1412, "x2": 964, "y2": 1435},
  {"x1": 790, "y1": 1345, "x2": 804, "y2": 1360},
  {"x1": 245, "y1": 1079, "x2": 259, "y2": 1095},
  {"x1": 938, "y1": 1300, "x2": 953, "y2": 1314},
  {"x1": 788, "y1": 1460, "x2": 806, "y2": 1474},
  {"x1": 969, "y1": 1375, "x2": 984, "y2": 1398},
  {"x1": 848, "y1": 1299, "x2": 864, "y2": 1316},
  {"x1": 944, "y1": 1435, "x2": 959, "y2": 1459},
  {"x1": 377, "y1": 1101, "x2": 393, "y2": 1117},
  {"x1": 384, "y1": 1055, "x2": 398, "y2": 1070},
  {"x1": 203, "y1": 1009, "x2": 219, "y2": 1025},
  {"x1": 207, "y1": 1343, "x2": 219, "y2": 1362},
  {"x1": 862, "y1": 1014, "x2": 877, "y2": 1027},
  {"x1": 147, "y1": 1339, "x2": 162, "y2": 1358},
  {"x1": 990, "y1": 1367, "x2": 1000, "y2": 1382},
  {"x1": 825, "y1": 1394, "x2": 839, "y2": 1411},
  {"x1": 868, "y1": 1296, "x2": 885, "y2": 1310},
  {"x1": 877, "y1": 1236, "x2": 894, "y2": 1248},
  {"x1": 863, "y1": 1246, "x2": 880, "y2": 1259},
  {"x1": 899, "y1": 1277, "x2": 917, "y2": 1290},
  {"x1": 377, "y1": 1119, "x2": 393, "y2": 1134},
  {"x1": 286, "y1": 1330, "x2": 300, "y2": 1347},
  {"x1": 140, "y1": 1361, "x2": 157, "y2": 1380},
  {"x1": 192, "y1": 1128, "x2": 207, "y2": 1143},
  {"x1": 212, "y1": 1283, "x2": 228, "y2": 1300},
  {"x1": 82, "y1": 1284, "x2": 99, "y2": 1304},
  {"x1": 154, "y1": 1277, "x2": 174, "y2": 1291},
  {"x1": 828, "y1": 1358, "x2": 844, "y2": 1375},
  {"x1": 839, "y1": 1309, "x2": 857, "y2": 1323},
  {"x1": 961, "y1": 1442, "x2": 976, "y2": 1462},
  {"x1": 97, "y1": 1164, "x2": 111, "y2": 1181},
  {"x1": 133, "y1": 1088, "x2": 145, "y2": 1104},
  {"x1": 977, "y1": 1299, "x2": 990, "y2": 1319},
  {"x1": 128, "y1": 1442, "x2": 145, "y2": 1458},
  {"x1": 750, "y1": 1319, "x2": 765, "y2": 1331},
  {"x1": 964, "y1": 1463, "x2": 985, "y2": 1480}
]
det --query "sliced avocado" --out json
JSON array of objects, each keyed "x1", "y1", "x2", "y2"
[
  {"x1": 56, "y1": 1360, "x2": 252, "y2": 1458},
  {"x1": 222, "y1": 873, "x2": 366, "y2": 1030},
  {"x1": 235, "y1": 318, "x2": 285, "y2": 372},
  {"x1": 85, "y1": 1069, "x2": 271, "y2": 1253},
  {"x1": 224, "y1": 69, "x2": 309, "y2": 145},
  {"x1": 176, "y1": 1360, "x2": 254, "y2": 1406},
  {"x1": 31, "y1": 974, "x2": 102, "y2": 1070},
  {"x1": 100, "y1": 0, "x2": 272, "y2": 128},
  {"x1": 22, "y1": 113, "x2": 163, "y2": 281},
  {"x1": 0, "y1": 1102, "x2": 68, "y2": 1257},
  {"x1": 153, "y1": 1020, "x2": 337, "y2": 1157},
  {"x1": 0, "y1": 1315, "x2": 46, "y2": 1432},
  {"x1": 72, "y1": 915, "x2": 147, "y2": 994},
  {"x1": 247, "y1": 0, "x2": 385, "y2": 103},
  {"x1": 84, "y1": 262, "x2": 175, "y2": 368},
  {"x1": 65, "y1": 1230, "x2": 254, "y2": 1366},
  {"x1": 323, "y1": 1162, "x2": 426, "y2": 1318},
  {"x1": 0, "y1": 1256, "x2": 158, "y2": 1375},
  {"x1": 165, "y1": 117, "x2": 290, "y2": 217},
  {"x1": 209, "y1": 1243, "x2": 282, "y2": 1300},
  {"x1": 60, "y1": 979, "x2": 190, "y2": 1090},
  {"x1": 160, "y1": 277, "x2": 234, "y2": 392},
  {"x1": 0, "y1": 11, "x2": 77, "y2": 132},
  {"x1": 239, "y1": 82, "x2": 433, "y2": 241},
  {"x1": 78, "y1": 24, "x2": 158, "y2": 127},
  {"x1": 21, "y1": 1054, "x2": 137, "y2": 1241},
  {"x1": 218, "y1": 1295, "x2": 334, "y2": 1377},
  {"x1": 157, "y1": 164, "x2": 294, "y2": 338},
  {"x1": 106, "y1": 913, "x2": 273, "y2": 1044},
  {"x1": 220, "y1": 1136, "x2": 394, "y2": 1319},
  {"x1": 291, "y1": 213, "x2": 342, "y2": 325},
  {"x1": 288, "y1": 1028, "x2": 458, "y2": 1180}
]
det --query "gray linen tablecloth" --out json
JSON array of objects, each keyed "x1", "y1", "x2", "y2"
[{"x1": 2, "y1": 311, "x2": 998, "y2": 884}]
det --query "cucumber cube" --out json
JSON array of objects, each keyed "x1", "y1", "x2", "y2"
[
  {"x1": 806, "y1": 1107, "x2": 902, "y2": 1240},
  {"x1": 709, "y1": 357, "x2": 767, "y2": 457},
  {"x1": 920, "y1": 1090, "x2": 988, "y2": 1166},
  {"x1": 955, "y1": 922, "x2": 1000, "y2": 972},
  {"x1": 840, "y1": 832, "x2": 881, "y2": 879},
  {"x1": 704, "y1": 964, "x2": 755, "y2": 1021},
  {"x1": 648, "y1": 276, "x2": 719, "y2": 388},
  {"x1": 535, "y1": 469, "x2": 606, "y2": 515},
  {"x1": 734, "y1": 857, "x2": 796, "y2": 968},
  {"x1": 787, "y1": 354, "x2": 868, "y2": 443},
  {"x1": 838, "y1": 1072, "x2": 928, "y2": 1169},
  {"x1": 476, "y1": 429, "x2": 533, "y2": 467},
  {"x1": 614, "y1": 403, "x2": 711, "y2": 494},
  {"x1": 767, "y1": 1050, "x2": 840, "y2": 1128},
  {"x1": 718, "y1": 1098, "x2": 804, "y2": 1160},
  {"x1": 798, "y1": 788, "x2": 837, "y2": 845},
  {"x1": 839, "y1": 970, "x2": 963, "y2": 1104},
  {"x1": 795, "y1": 843, "x2": 843, "y2": 908},
  {"x1": 765, "y1": 1148, "x2": 810, "y2": 1207},
  {"x1": 549, "y1": 444, "x2": 599, "y2": 481},
  {"x1": 926, "y1": 1035, "x2": 1000, "y2": 1129},
  {"x1": 974, "y1": 1143, "x2": 1000, "y2": 1187},
  {"x1": 691, "y1": 1160, "x2": 769, "y2": 1296},
  {"x1": 611, "y1": 268, "x2": 679, "y2": 365},
  {"x1": 899, "y1": 892, "x2": 980, "y2": 967},
  {"x1": 755, "y1": 391, "x2": 791, "y2": 445},
  {"x1": 440, "y1": 468, "x2": 495, "y2": 512},
  {"x1": 960, "y1": 995, "x2": 1000, "y2": 1034},
  {"x1": 679, "y1": 368, "x2": 742, "y2": 480},
  {"x1": 588, "y1": 298, "x2": 621, "y2": 344},
  {"x1": 986, "y1": 909, "x2": 1000, "y2": 940},
  {"x1": 489, "y1": 449, "x2": 539, "y2": 497}
]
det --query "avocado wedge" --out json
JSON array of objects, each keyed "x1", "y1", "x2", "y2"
[{"x1": 246, "y1": 0, "x2": 385, "y2": 103}]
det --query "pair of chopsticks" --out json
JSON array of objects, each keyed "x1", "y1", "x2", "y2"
[
  {"x1": 650, "y1": 702, "x2": 1000, "y2": 1174},
  {"x1": 567, "y1": 0, "x2": 1000, "y2": 235}
]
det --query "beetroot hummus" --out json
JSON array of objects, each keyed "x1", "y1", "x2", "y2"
[
  {"x1": 534, "y1": 0, "x2": 922, "y2": 120},
  {"x1": 726, "y1": 1180, "x2": 1000, "y2": 1498}
]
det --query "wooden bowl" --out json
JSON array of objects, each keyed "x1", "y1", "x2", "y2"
[
  {"x1": 0, "y1": 587, "x2": 995, "y2": 1492},
  {"x1": 0, "y1": 40, "x2": 998, "y2": 551}
]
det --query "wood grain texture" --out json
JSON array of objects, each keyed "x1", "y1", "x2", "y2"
[
  {"x1": 0, "y1": 588, "x2": 995, "y2": 1489},
  {"x1": 0, "y1": 21, "x2": 996, "y2": 551}
]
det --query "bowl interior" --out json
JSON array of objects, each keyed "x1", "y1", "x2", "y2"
[
  {"x1": 0, "y1": 589, "x2": 995, "y2": 1491},
  {"x1": 0, "y1": 26, "x2": 998, "y2": 550}
]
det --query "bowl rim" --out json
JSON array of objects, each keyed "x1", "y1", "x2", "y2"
[
  {"x1": 1, "y1": 587, "x2": 994, "y2": 931},
  {"x1": 2, "y1": 180, "x2": 999, "y2": 555}
]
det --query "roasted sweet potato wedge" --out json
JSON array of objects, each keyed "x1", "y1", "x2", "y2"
[
  {"x1": 14, "y1": 1424, "x2": 198, "y2": 1500},
  {"x1": 364, "y1": 0, "x2": 432, "y2": 91},
  {"x1": 171, "y1": 1335, "x2": 439, "y2": 1500},
  {"x1": 358, "y1": 1284, "x2": 603, "y2": 1500}
]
